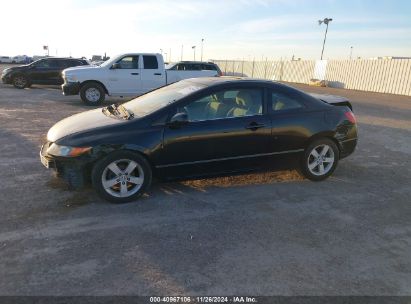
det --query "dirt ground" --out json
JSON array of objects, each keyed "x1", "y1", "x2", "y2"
[{"x1": 0, "y1": 67, "x2": 411, "y2": 296}]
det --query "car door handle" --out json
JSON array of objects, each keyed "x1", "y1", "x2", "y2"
[
  {"x1": 154, "y1": 73, "x2": 162, "y2": 76},
  {"x1": 131, "y1": 73, "x2": 139, "y2": 75},
  {"x1": 245, "y1": 122, "x2": 265, "y2": 130}
]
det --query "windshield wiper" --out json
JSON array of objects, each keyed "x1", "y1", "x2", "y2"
[
  {"x1": 116, "y1": 104, "x2": 134, "y2": 120},
  {"x1": 102, "y1": 104, "x2": 134, "y2": 120}
]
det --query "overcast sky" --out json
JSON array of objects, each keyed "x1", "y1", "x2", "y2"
[{"x1": 1, "y1": 0, "x2": 410, "y2": 61}]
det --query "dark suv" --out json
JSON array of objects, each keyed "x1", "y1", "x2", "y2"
[
  {"x1": 1, "y1": 57, "x2": 89, "y2": 89},
  {"x1": 167, "y1": 61, "x2": 222, "y2": 76}
]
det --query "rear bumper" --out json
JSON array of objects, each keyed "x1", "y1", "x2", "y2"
[
  {"x1": 62, "y1": 82, "x2": 80, "y2": 95},
  {"x1": 339, "y1": 138, "x2": 357, "y2": 159}
]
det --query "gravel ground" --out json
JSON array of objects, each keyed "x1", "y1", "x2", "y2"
[{"x1": 0, "y1": 69, "x2": 411, "y2": 296}]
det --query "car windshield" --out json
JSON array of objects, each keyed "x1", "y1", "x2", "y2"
[
  {"x1": 123, "y1": 80, "x2": 206, "y2": 117},
  {"x1": 100, "y1": 55, "x2": 121, "y2": 68},
  {"x1": 165, "y1": 63, "x2": 177, "y2": 70}
]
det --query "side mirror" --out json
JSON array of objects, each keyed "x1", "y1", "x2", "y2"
[
  {"x1": 111, "y1": 63, "x2": 121, "y2": 69},
  {"x1": 168, "y1": 112, "x2": 189, "y2": 128}
]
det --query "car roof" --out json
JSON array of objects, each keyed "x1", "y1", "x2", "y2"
[
  {"x1": 184, "y1": 76, "x2": 283, "y2": 87},
  {"x1": 41, "y1": 57, "x2": 85, "y2": 61},
  {"x1": 177, "y1": 61, "x2": 217, "y2": 64}
]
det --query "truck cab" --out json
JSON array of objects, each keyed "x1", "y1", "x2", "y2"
[{"x1": 61, "y1": 53, "x2": 219, "y2": 105}]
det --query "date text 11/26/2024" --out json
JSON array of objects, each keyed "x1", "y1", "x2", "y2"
[{"x1": 149, "y1": 296, "x2": 257, "y2": 303}]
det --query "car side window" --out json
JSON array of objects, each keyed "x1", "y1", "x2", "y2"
[
  {"x1": 176, "y1": 64, "x2": 185, "y2": 71},
  {"x1": 192, "y1": 64, "x2": 202, "y2": 71},
  {"x1": 271, "y1": 91, "x2": 304, "y2": 111},
  {"x1": 47, "y1": 60, "x2": 62, "y2": 68},
  {"x1": 143, "y1": 55, "x2": 158, "y2": 69},
  {"x1": 116, "y1": 56, "x2": 139, "y2": 69},
  {"x1": 34, "y1": 60, "x2": 50, "y2": 68},
  {"x1": 62, "y1": 60, "x2": 76, "y2": 68},
  {"x1": 203, "y1": 64, "x2": 216, "y2": 71},
  {"x1": 178, "y1": 89, "x2": 263, "y2": 122},
  {"x1": 69, "y1": 60, "x2": 83, "y2": 67}
]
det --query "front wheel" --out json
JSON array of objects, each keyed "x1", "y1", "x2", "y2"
[
  {"x1": 80, "y1": 82, "x2": 105, "y2": 106},
  {"x1": 13, "y1": 75, "x2": 29, "y2": 89},
  {"x1": 300, "y1": 138, "x2": 339, "y2": 181},
  {"x1": 92, "y1": 151, "x2": 152, "y2": 203}
]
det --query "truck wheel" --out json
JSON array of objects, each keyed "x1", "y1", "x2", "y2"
[
  {"x1": 80, "y1": 82, "x2": 105, "y2": 106},
  {"x1": 92, "y1": 151, "x2": 152, "y2": 204},
  {"x1": 13, "y1": 75, "x2": 29, "y2": 89}
]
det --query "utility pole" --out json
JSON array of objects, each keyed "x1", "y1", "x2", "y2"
[
  {"x1": 200, "y1": 38, "x2": 204, "y2": 61},
  {"x1": 192, "y1": 46, "x2": 196, "y2": 61},
  {"x1": 318, "y1": 18, "x2": 333, "y2": 60}
]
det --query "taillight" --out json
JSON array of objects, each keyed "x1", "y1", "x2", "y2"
[{"x1": 344, "y1": 111, "x2": 356, "y2": 124}]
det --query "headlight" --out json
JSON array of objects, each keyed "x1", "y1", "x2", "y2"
[
  {"x1": 64, "y1": 74, "x2": 78, "y2": 82},
  {"x1": 47, "y1": 143, "x2": 91, "y2": 157}
]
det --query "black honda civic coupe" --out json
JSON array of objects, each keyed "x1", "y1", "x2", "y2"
[{"x1": 40, "y1": 77, "x2": 357, "y2": 203}]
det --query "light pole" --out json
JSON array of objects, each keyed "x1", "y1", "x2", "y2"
[
  {"x1": 318, "y1": 17, "x2": 333, "y2": 60},
  {"x1": 200, "y1": 38, "x2": 204, "y2": 61},
  {"x1": 164, "y1": 52, "x2": 168, "y2": 62},
  {"x1": 350, "y1": 46, "x2": 354, "y2": 60},
  {"x1": 192, "y1": 46, "x2": 196, "y2": 61}
]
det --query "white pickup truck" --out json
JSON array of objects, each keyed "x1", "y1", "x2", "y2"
[{"x1": 62, "y1": 53, "x2": 219, "y2": 105}]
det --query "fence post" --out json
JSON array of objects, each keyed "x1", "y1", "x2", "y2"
[
  {"x1": 224, "y1": 60, "x2": 228, "y2": 75},
  {"x1": 251, "y1": 57, "x2": 255, "y2": 78},
  {"x1": 264, "y1": 57, "x2": 268, "y2": 79}
]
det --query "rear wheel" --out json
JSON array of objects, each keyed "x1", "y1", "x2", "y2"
[
  {"x1": 13, "y1": 75, "x2": 29, "y2": 89},
  {"x1": 92, "y1": 151, "x2": 152, "y2": 203},
  {"x1": 300, "y1": 138, "x2": 339, "y2": 181},
  {"x1": 80, "y1": 82, "x2": 105, "y2": 106}
]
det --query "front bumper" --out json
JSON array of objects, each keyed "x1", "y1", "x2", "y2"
[
  {"x1": 62, "y1": 82, "x2": 80, "y2": 95},
  {"x1": 1, "y1": 73, "x2": 12, "y2": 84},
  {"x1": 40, "y1": 142, "x2": 90, "y2": 188}
]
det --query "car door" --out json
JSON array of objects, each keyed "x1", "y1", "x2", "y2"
[
  {"x1": 269, "y1": 86, "x2": 314, "y2": 153},
  {"x1": 106, "y1": 55, "x2": 142, "y2": 95},
  {"x1": 28, "y1": 59, "x2": 59, "y2": 84},
  {"x1": 140, "y1": 55, "x2": 165, "y2": 92},
  {"x1": 160, "y1": 87, "x2": 272, "y2": 175}
]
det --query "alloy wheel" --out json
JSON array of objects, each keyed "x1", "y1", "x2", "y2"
[
  {"x1": 101, "y1": 159, "x2": 145, "y2": 198},
  {"x1": 307, "y1": 144, "x2": 335, "y2": 176},
  {"x1": 14, "y1": 76, "x2": 27, "y2": 88}
]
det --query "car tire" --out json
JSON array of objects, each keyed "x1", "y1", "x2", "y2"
[
  {"x1": 80, "y1": 82, "x2": 105, "y2": 106},
  {"x1": 300, "y1": 138, "x2": 339, "y2": 181},
  {"x1": 92, "y1": 150, "x2": 152, "y2": 203},
  {"x1": 12, "y1": 75, "x2": 29, "y2": 89}
]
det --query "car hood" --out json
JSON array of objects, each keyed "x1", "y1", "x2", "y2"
[
  {"x1": 3, "y1": 65, "x2": 29, "y2": 72},
  {"x1": 47, "y1": 108, "x2": 124, "y2": 142},
  {"x1": 63, "y1": 65, "x2": 99, "y2": 74}
]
